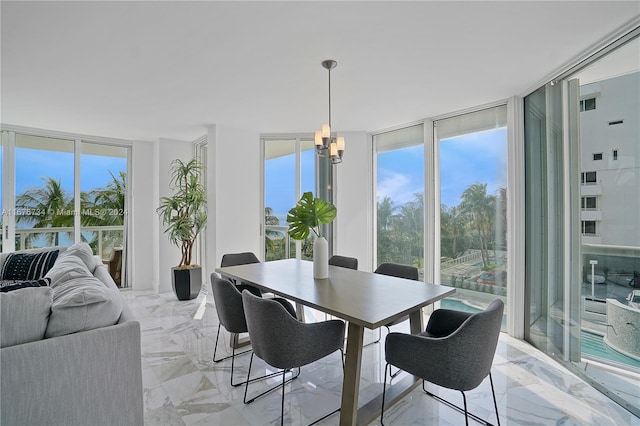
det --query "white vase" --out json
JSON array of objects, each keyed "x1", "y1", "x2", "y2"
[{"x1": 313, "y1": 237, "x2": 329, "y2": 279}]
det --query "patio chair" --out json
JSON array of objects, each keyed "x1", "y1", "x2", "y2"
[
  {"x1": 381, "y1": 299, "x2": 504, "y2": 426},
  {"x1": 242, "y1": 290, "x2": 345, "y2": 425},
  {"x1": 210, "y1": 274, "x2": 296, "y2": 388}
]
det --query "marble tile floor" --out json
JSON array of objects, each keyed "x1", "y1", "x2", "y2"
[{"x1": 123, "y1": 290, "x2": 640, "y2": 426}]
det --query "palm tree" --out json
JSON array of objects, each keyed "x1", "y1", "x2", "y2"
[
  {"x1": 82, "y1": 171, "x2": 127, "y2": 254},
  {"x1": 15, "y1": 177, "x2": 74, "y2": 247},
  {"x1": 377, "y1": 196, "x2": 398, "y2": 264},
  {"x1": 264, "y1": 206, "x2": 283, "y2": 259},
  {"x1": 460, "y1": 183, "x2": 495, "y2": 267},
  {"x1": 398, "y1": 193, "x2": 424, "y2": 266},
  {"x1": 89, "y1": 170, "x2": 126, "y2": 226},
  {"x1": 441, "y1": 204, "x2": 468, "y2": 259}
]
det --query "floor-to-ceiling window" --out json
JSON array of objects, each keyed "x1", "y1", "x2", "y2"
[
  {"x1": 0, "y1": 142, "x2": 3, "y2": 252},
  {"x1": 525, "y1": 32, "x2": 639, "y2": 416},
  {"x1": 435, "y1": 106, "x2": 508, "y2": 328},
  {"x1": 263, "y1": 137, "x2": 315, "y2": 261},
  {"x1": 80, "y1": 142, "x2": 128, "y2": 286},
  {"x1": 193, "y1": 139, "x2": 207, "y2": 281},
  {"x1": 15, "y1": 134, "x2": 76, "y2": 250},
  {"x1": 1, "y1": 129, "x2": 131, "y2": 287},
  {"x1": 374, "y1": 124, "x2": 425, "y2": 274}
]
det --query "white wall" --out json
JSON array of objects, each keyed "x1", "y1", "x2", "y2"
[
  {"x1": 129, "y1": 140, "x2": 155, "y2": 292},
  {"x1": 335, "y1": 131, "x2": 374, "y2": 271},
  {"x1": 207, "y1": 125, "x2": 261, "y2": 278}
]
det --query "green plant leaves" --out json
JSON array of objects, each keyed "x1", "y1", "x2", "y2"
[
  {"x1": 286, "y1": 192, "x2": 336, "y2": 240},
  {"x1": 156, "y1": 159, "x2": 207, "y2": 266}
]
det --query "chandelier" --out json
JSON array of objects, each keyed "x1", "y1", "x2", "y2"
[{"x1": 314, "y1": 59, "x2": 344, "y2": 164}]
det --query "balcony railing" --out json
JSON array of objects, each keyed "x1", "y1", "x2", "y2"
[
  {"x1": 14, "y1": 225, "x2": 124, "y2": 259},
  {"x1": 265, "y1": 225, "x2": 292, "y2": 260}
]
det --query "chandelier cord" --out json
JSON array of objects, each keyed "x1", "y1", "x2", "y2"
[{"x1": 328, "y1": 67, "x2": 332, "y2": 130}]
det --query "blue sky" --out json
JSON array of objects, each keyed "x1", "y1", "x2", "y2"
[
  {"x1": 12, "y1": 148, "x2": 126, "y2": 195},
  {"x1": 265, "y1": 149, "x2": 315, "y2": 218},
  {"x1": 5, "y1": 129, "x2": 505, "y2": 218},
  {"x1": 263, "y1": 128, "x2": 506, "y2": 220},
  {"x1": 377, "y1": 128, "x2": 507, "y2": 209}
]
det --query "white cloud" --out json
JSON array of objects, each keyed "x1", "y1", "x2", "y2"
[{"x1": 377, "y1": 170, "x2": 420, "y2": 206}]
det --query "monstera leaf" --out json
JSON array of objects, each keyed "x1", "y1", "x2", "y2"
[{"x1": 286, "y1": 192, "x2": 337, "y2": 240}]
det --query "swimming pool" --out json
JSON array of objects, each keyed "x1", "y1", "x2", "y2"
[
  {"x1": 581, "y1": 329, "x2": 640, "y2": 368},
  {"x1": 440, "y1": 298, "x2": 640, "y2": 369}
]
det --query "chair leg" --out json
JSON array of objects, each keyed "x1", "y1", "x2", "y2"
[
  {"x1": 272, "y1": 364, "x2": 341, "y2": 426},
  {"x1": 422, "y1": 380, "x2": 496, "y2": 426},
  {"x1": 489, "y1": 372, "x2": 500, "y2": 426},
  {"x1": 280, "y1": 370, "x2": 286, "y2": 426},
  {"x1": 214, "y1": 325, "x2": 281, "y2": 388},
  {"x1": 383, "y1": 326, "x2": 403, "y2": 379},
  {"x1": 461, "y1": 391, "x2": 469, "y2": 426},
  {"x1": 213, "y1": 325, "x2": 250, "y2": 363},
  {"x1": 380, "y1": 363, "x2": 392, "y2": 426},
  {"x1": 243, "y1": 352, "x2": 300, "y2": 404},
  {"x1": 243, "y1": 352, "x2": 255, "y2": 404},
  {"x1": 363, "y1": 326, "x2": 382, "y2": 348}
]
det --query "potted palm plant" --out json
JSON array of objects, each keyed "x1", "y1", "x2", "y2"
[
  {"x1": 157, "y1": 159, "x2": 207, "y2": 300},
  {"x1": 287, "y1": 192, "x2": 336, "y2": 278}
]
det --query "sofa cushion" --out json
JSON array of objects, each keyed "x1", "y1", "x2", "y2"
[
  {"x1": 45, "y1": 252, "x2": 123, "y2": 338},
  {"x1": 0, "y1": 250, "x2": 59, "y2": 281},
  {"x1": 57, "y1": 242, "x2": 99, "y2": 273},
  {"x1": 45, "y1": 242, "x2": 100, "y2": 285},
  {"x1": 0, "y1": 286, "x2": 53, "y2": 348},
  {"x1": 45, "y1": 251, "x2": 93, "y2": 288}
]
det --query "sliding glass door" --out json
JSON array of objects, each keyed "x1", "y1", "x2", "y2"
[
  {"x1": 374, "y1": 125, "x2": 425, "y2": 274},
  {"x1": 80, "y1": 143, "x2": 128, "y2": 286},
  {"x1": 263, "y1": 137, "x2": 315, "y2": 261},
  {"x1": 14, "y1": 134, "x2": 76, "y2": 250},
  {"x1": 435, "y1": 106, "x2": 508, "y2": 327},
  {"x1": 1, "y1": 129, "x2": 131, "y2": 287},
  {"x1": 524, "y1": 34, "x2": 640, "y2": 416}
]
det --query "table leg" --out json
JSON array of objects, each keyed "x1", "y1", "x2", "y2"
[
  {"x1": 295, "y1": 302, "x2": 306, "y2": 322},
  {"x1": 354, "y1": 309, "x2": 425, "y2": 425},
  {"x1": 230, "y1": 332, "x2": 251, "y2": 349},
  {"x1": 340, "y1": 322, "x2": 364, "y2": 426},
  {"x1": 409, "y1": 307, "x2": 424, "y2": 334}
]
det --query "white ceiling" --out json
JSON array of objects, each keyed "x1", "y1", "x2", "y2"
[{"x1": 2, "y1": 1, "x2": 639, "y2": 142}]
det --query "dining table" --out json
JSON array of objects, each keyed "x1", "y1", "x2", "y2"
[{"x1": 216, "y1": 258, "x2": 456, "y2": 426}]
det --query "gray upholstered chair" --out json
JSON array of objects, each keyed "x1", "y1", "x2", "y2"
[
  {"x1": 220, "y1": 252, "x2": 297, "y2": 318},
  {"x1": 241, "y1": 290, "x2": 346, "y2": 426},
  {"x1": 374, "y1": 262, "x2": 419, "y2": 280},
  {"x1": 210, "y1": 274, "x2": 295, "y2": 387},
  {"x1": 367, "y1": 262, "x2": 420, "y2": 348},
  {"x1": 329, "y1": 254, "x2": 358, "y2": 270},
  {"x1": 381, "y1": 299, "x2": 504, "y2": 426},
  {"x1": 220, "y1": 252, "x2": 262, "y2": 297}
]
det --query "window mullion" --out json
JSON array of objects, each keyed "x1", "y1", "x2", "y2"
[
  {"x1": 74, "y1": 139, "x2": 82, "y2": 243},
  {"x1": 2, "y1": 131, "x2": 16, "y2": 252}
]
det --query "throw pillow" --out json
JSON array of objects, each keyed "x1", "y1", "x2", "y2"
[
  {"x1": 0, "y1": 278, "x2": 51, "y2": 293},
  {"x1": 0, "y1": 250, "x2": 59, "y2": 281},
  {"x1": 0, "y1": 286, "x2": 53, "y2": 348}
]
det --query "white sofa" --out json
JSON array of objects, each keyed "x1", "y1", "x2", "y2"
[{"x1": 0, "y1": 243, "x2": 143, "y2": 426}]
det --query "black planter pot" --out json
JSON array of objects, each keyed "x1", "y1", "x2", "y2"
[{"x1": 172, "y1": 266, "x2": 202, "y2": 300}]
